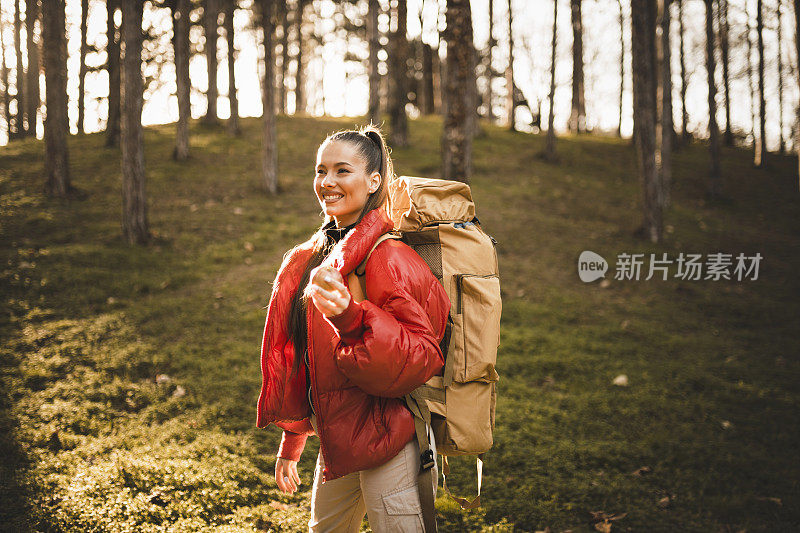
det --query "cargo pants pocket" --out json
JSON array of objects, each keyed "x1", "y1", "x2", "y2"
[{"x1": 381, "y1": 485, "x2": 424, "y2": 532}]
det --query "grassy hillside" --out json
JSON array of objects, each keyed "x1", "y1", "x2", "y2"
[{"x1": 1, "y1": 115, "x2": 799, "y2": 532}]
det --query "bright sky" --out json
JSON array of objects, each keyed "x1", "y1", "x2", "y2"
[{"x1": 0, "y1": 0, "x2": 795, "y2": 150}]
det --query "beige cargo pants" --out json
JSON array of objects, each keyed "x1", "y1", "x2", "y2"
[{"x1": 308, "y1": 415, "x2": 437, "y2": 533}]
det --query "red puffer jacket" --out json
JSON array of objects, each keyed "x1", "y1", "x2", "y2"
[{"x1": 256, "y1": 207, "x2": 450, "y2": 482}]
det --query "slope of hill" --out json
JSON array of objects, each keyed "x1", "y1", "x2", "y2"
[{"x1": 1, "y1": 115, "x2": 798, "y2": 532}]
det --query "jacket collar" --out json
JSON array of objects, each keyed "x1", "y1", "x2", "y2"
[{"x1": 323, "y1": 208, "x2": 394, "y2": 276}]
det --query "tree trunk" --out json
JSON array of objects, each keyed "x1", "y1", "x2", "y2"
[
  {"x1": 486, "y1": 0, "x2": 494, "y2": 122},
  {"x1": 617, "y1": 0, "x2": 624, "y2": 137},
  {"x1": 468, "y1": 31, "x2": 480, "y2": 137},
  {"x1": 755, "y1": 0, "x2": 766, "y2": 167},
  {"x1": 658, "y1": 0, "x2": 673, "y2": 208},
  {"x1": 389, "y1": 0, "x2": 409, "y2": 147},
  {"x1": 1, "y1": 15, "x2": 11, "y2": 140},
  {"x1": 422, "y1": 42, "x2": 435, "y2": 115},
  {"x1": 78, "y1": 0, "x2": 88, "y2": 134},
  {"x1": 42, "y1": 0, "x2": 71, "y2": 196},
  {"x1": 25, "y1": 0, "x2": 40, "y2": 138},
  {"x1": 368, "y1": 0, "x2": 381, "y2": 123},
  {"x1": 203, "y1": 0, "x2": 219, "y2": 125},
  {"x1": 718, "y1": 0, "x2": 732, "y2": 146},
  {"x1": 678, "y1": 0, "x2": 689, "y2": 143},
  {"x1": 506, "y1": 0, "x2": 515, "y2": 131},
  {"x1": 121, "y1": 0, "x2": 149, "y2": 244},
  {"x1": 545, "y1": 0, "x2": 557, "y2": 161},
  {"x1": 277, "y1": 0, "x2": 289, "y2": 115},
  {"x1": 441, "y1": 0, "x2": 473, "y2": 182},
  {"x1": 294, "y1": 0, "x2": 307, "y2": 114},
  {"x1": 14, "y1": 0, "x2": 25, "y2": 137},
  {"x1": 174, "y1": 0, "x2": 191, "y2": 159},
  {"x1": 777, "y1": 0, "x2": 785, "y2": 153},
  {"x1": 569, "y1": 0, "x2": 586, "y2": 133},
  {"x1": 261, "y1": 0, "x2": 278, "y2": 194},
  {"x1": 705, "y1": 0, "x2": 721, "y2": 197},
  {"x1": 631, "y1": 0, "x2": 661, "y2": 243},
  {"x1": 746, "y1": 0, "x2": 757, "y2": 153},
  {"x1": 106, "y1": 0, "x2": 121, "y2": 147},
  {"x1": 794, "y1": 0, "x2": 800, "y2": 187},
  {"x1": 224, "y1": 0, "x2": 239, "y2": 135}
]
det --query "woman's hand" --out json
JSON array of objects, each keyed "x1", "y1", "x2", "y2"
[
  {"x1": 275, "y1": 457, "x2": 301, "y2": 494},
  {"x1": 308, "y1": 271, "x2": 351, "y2": 317}
]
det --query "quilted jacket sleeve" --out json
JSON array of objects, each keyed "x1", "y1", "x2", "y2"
[
  {"x1": 326, "y1": 241, "x2": 450, "y2": 398},
  {"x1": 276, "y1": 419, "x2": 315, "y2": 461}
]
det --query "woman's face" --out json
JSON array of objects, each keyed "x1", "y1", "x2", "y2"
[{"x1": 315, "y1": 140, "x2": 381, "y2": 228}]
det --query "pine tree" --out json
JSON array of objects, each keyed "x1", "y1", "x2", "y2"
[
  {"x1": 568, "y1": 0, "x2": 586, "y2": 133},
  {"x1": 631, "y1": 0, "x2": 662, "y2": 242},
  {"x1": 389, "y1": 0, "x2": 409, "y2": 146},
  {"x1": 441, "y1": 0, "x2": 474, "y2": 182},
  {"x1": 224, "y1": 0, "x2": 239, "y2": 135},
  {"x1": 25, "y1": 0, "x2": 40, "y2": 137},
  {"x1": 121, "y1": 0, "x2": 149, "y2": 244},
  {"x1": 705, "y1": 0, "x2": 721, "y2": 196},
  {"x1": 544, "y1": 0, "x2": 557, "y2": 161},
  {"x1": 260, "y1": 0, "x2": 278, "y2": 194},
  {"x1": 106, "y1": 0, "x2": 121, "y2": 147},
  {"x1": 173, "y1": 0, "x2": 191, "y2": 159},
  {"x1": 42, "y1": 0, "x2": 72, "y2": 196}
]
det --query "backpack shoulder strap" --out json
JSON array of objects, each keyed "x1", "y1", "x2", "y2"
[
  {"x1": 347, "y1": 232, "x2": 401, "y2": 302},
  {"x1": 355, "y1": 232, "x2": 402, "y2": 276}
]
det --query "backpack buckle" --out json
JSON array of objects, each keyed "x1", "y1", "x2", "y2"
[{"x1": 420, "y1": 449, "x2": 435, "y2": 471}]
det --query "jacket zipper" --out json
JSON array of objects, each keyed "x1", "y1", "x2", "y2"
[{"x1": 306, "y1": 308, "x2": 331, "y2": 480}]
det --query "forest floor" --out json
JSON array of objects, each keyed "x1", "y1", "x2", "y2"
[{"x1": 1, "y1": 115, "x2": 799, "y2": 532}]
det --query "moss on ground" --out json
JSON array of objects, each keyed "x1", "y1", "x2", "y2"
[{"x1": 1, "y1": 115, "x2": 798, "y2": 532}]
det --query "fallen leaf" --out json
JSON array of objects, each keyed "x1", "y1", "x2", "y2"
[
  {"x1": 632, "y1": 466, "x2": 652, "y2": 476},
  {"x1": 244, "y1": 242, "x2": 255, "y2": 252},
  {"x1": 657, "y1": 495, "x2": 671, "y2": 508},
  {"x1": 172, "y1": 385, "x2": 186, "y2": 398},
  {"x1": 599, "y1": 279, "x2": 611, "y2": 288},
  {"x1": 106, "y1": 297, "x2": 117, "y2": 305},
  {"x1": 612, "y1": 374, "x2": 629, "y2": 387},
  {"x1": 269, "y1": 501, "x2": 290, "y2": 511},
  {"x1": 233, "y1": 207, "x2": 244, "y2": 215},
  {"x1": 536, "y1": 376, "x2": 555, "y2": 387},
  {"x1": 755, "y1": 496, "x2": 782, "y2": 506},
  {"x1": 156, "y1": 374, "x2": 171, "y2": 385},
  {"x1": 214, "y1": 292, "x2": 224, "y2": 299},
  {"x1": 594, "y1": 522, "x2": 611, "y2": 533},
  {"x1": 620, "y1": 320, "x2": 629, "y2": 330},
  {"x1": 590, "y1": 511, "x2": 627, "y2": 522},
  {"x1": 720, "y1": 420, "x2": 732, "y2": 430}
]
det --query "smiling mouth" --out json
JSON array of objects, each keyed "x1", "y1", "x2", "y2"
[{"x1": 321, "y1": 193, "x2": 344, "y2": 202}]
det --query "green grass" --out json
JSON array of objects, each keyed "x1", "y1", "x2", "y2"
[{"x1": 1, "y1": 115, "x2": 799, "y2": 532}]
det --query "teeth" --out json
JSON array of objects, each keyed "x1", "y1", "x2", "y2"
[{"x1": 323, "y1": 194, "x2": 343, "y2": 200}]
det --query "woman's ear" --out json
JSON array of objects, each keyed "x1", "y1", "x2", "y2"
[{"x1": 368, "y1": 171, "x2": 381, "y2": 194}]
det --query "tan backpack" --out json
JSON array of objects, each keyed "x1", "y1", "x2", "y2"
[{"x1": 348, "y1": 176, "x2": 501, "y2": 531}]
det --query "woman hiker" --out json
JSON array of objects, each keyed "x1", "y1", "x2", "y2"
[{"x1": 256, "y1": 125, "x2": 450, "y2": 532}]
